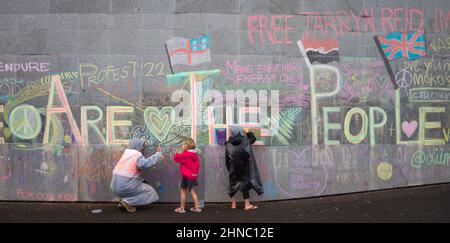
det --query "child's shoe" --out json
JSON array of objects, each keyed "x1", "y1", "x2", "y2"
[
  {"x1": 190, "y1": 207, "x2": 202, "y2": 213},
  {"x1": 174, "y1": 207, "x2": 186, "y2": 213}
]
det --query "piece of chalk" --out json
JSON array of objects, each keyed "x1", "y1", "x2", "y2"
[{"x1": 91, "y1": 209, "x2": 102, "y2": 213}]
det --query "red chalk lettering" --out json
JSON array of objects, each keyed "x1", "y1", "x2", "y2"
[
  {"x1": 16, "y1": 189, "x2": 33, "y2": 200},
  {"x1": 434, "y1": 9, "x2": 440, "y2": 32},
  {"x1": 436, "y1": 9, "x2": 450, "y2": 32},
  {"x1": 248, "y1": 15, "x2": 294, "y2": 45},
  {"x1": 393, "y1": 8, "x2": 406, "y2": 32},
  {"x1": 436, "y1": 9, "x2": 448, "y2": 32},
  {"x1": 36, "y1": 192, "x2": 52, "y2": 200},
  {"x1": 297, "y1": 8, "x2": 423, "y2": 37},
  {"x1": 284, "y1": 15, "x2": 294, "y2": 44},
  {"x1": 363, "y1": 8, "x2": 376, "y2": 33},
  {"x1": 336, "y1": 11, "x2": 351, "y2": 35},
  {"x1": 260, "y1": 15, "x2": 275, "y2": 45},
  {"x1": 300, "y1": 12, "x2": 319, "y2": 37},
  {"x1": 324, "y1": 12, "x2": 338, "y2": 35},
  {"x1": 271, "y1": 15, "x2": 284, "y2": 44},
  {"x1": 445, "y1": 10, "x2": 450, "y2": 31},
  {"x1": 351, "y1": 11, "x2": 361, "y2": 33},
  {"x1": 313, "y1": 15, "x2": 324, "y2": 34},
  {"x1": 410, "y1": 8, "x2": 424, "y2": 31},
  {"x1": 0, "y1": 160, "x2": 11, "y2": 180},
  {"x1": 66, "y1": 193, "x2": 76, "y2": 201},
  {"x1": 381, "y1": 8, "x2": 394, "y2": 32},
  {"x1": 259, "y1": 15, "x2": 268, "y2": 45},
  {"x1": 247, "y1": 16, "x2": 259, "y2": 44}
]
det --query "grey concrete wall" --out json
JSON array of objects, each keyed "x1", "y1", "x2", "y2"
[{"x1": 0, "y1": 0, "x2": 449, "y2": 202}]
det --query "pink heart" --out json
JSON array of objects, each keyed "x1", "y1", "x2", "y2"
[{"x1": 402, "y1": 120, "x2": 418, "y2": 138}]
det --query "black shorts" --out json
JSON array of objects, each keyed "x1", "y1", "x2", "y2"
[{"x1": 180, "y1": 177, "x2": 198, "y2": 190}]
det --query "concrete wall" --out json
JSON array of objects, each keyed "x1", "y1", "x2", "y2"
[{"x1": 0, "y1": 0, "x2": 449, "y2": 202}]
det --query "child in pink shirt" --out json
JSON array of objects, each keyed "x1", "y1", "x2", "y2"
[{"x1": 173, "y1": 138, "x2": 201, "y2": 213}]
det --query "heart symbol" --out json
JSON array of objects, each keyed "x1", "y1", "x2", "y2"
[
  {"x1": 144, "y1": 107, "x2": 175, "y2": 142},
  {"x1": 402, "y1": 120, "x2": 418, "y2": 138}
]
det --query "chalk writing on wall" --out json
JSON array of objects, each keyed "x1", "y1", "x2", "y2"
[{"x1": 0, "y1": 1, "x2": 449, "y2": 203}]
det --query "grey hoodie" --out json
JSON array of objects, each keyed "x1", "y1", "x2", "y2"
[{"x1": 110, "y1": 139, "x2": 163, "y2": 205}]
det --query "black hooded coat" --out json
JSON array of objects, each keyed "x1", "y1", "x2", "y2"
[{"x1": 225, "y1": 132, "x2": 264, "y2": 197}]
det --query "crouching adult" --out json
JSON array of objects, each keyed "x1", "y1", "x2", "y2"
[{"x1": 111, "y1": 139, "x2": 164, "y2": 213}]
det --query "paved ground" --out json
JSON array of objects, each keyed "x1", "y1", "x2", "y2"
[{"x1": 1, "y1": 183, "x2": 450, "y2": 223}]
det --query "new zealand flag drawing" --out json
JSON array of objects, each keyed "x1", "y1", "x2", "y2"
[
  {"x1": 377, "y1": 31, "x2": 426, "y2": 60},
  {"x1": 166, "y1": 34, "x2": 211, "y2": 66}
]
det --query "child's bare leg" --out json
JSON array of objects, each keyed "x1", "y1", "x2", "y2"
[
  {"x1": 190, "y1": 188, "x2": 200, "y2": 208},
  {"x1": 231, "y1": 195, "x2": 237, "y2": 209},
  {"x1": 180, "y1": 188, "x2": 187, "y2": 209}
]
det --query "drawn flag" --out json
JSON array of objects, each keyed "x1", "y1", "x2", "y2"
[
  {"x1": 165, "y1": 34, "x2": 211, "y2": 67},
  {"x1": 377, "y1": 31, "x2": 426, "y2": 60},
  {"x1": 297, "y1": 37, "x2": 339, "y2": 66}
]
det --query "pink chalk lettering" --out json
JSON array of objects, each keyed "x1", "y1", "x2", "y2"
[
  {"x1": 0, "y1": 163, "x2": 11, "y2": 180},
  {"x1": 324, "y1": 12, "x2": 337, "y2": 34},
  {"x1": 300, "y1": 12, "x2": 319, "y2": 36},
  {"x1": 351, "y1": 11, "x2": 361, "y2": 33},
  {"x1": 434, "y1": 9, "x2": 440, "y2": 32},
  {"x1": 313, "y1": 15, "x2": 324, "y2": 34},
  {"x1": 284, "y1": 15, "x2": 294, "y2": 44},
  {"x1": 393, "y1": 8, "x2": 406, "y2": 32},
  {"x1": 259, "y1": 15, "x2": 273, "y2": 45},
  {"x1": 248, "y1": 8, "x2": 430, "y2": 44},
  {"x1": 382, "y1": 8, "x2": 394, "y2": 32},
  {"x1": 363, "y1": 8, "x2": 376, "y2": 32},
  {"x1": 16, "y1": 189, "x2": 33, "y2": 200},
  {"x1": 433, "y1": 8, "x2": 449, "y2": 32},
  {"x1": 247, "y1": 15, "x2": 259, "y2": 45},
  {"x1": 410, "y1": 8, "x2": 424, "y2": 31},
  {"x1": 336, "y1": 11, "x2": 351, "y2": 35},
  {"x1": 247, "y1": 15, "x2": 295, "y2": 45},
  {"x1": 271, "y1": 15, "x2": 284, "y2": 44},
  {"x1": 222, "y1": 61, "x2": 303, "y2": 84}
]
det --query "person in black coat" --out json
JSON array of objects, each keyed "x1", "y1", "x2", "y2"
[{"x1": 225, "y1": 125, "x2": 264, "y2": 210}]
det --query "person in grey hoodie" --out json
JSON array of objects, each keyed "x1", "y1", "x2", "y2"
[{"x1": 110, "y1": 139, "x2": 164, "y2": 213}]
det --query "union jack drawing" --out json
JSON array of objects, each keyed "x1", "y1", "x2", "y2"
[
  {"x1": 165, "y1": 34, "x2": 211, "y2": 66},
  {"x1": 377, "y1": 31, "x2": 426, "y2": 60}
]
